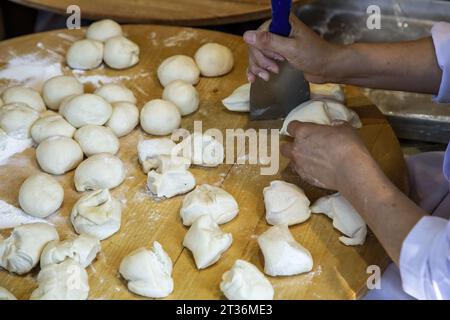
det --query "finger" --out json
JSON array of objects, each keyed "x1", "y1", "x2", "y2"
[
  {"x1": 280, "y1": 142, "x2": 294, "y2": 159},
  {"x1": 287, "y1": 121, "x2": 324, "y2": 139},
  {"x1": 247, "y1": 70, "x2": 256, "y2": 83},
  {"x1": 251, "y1": 49, "x2": 279, "y2": 74},
  {"x1": 248, "y1": 53, "x2": 270, "y2": 81},
  {"x1": 244, "y1": 30, "x2": 295, "y2": 59}
]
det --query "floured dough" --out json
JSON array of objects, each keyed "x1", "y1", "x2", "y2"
[
  {"x1": 147, "y1": 169, "x2": 196, "y2": 198},
  {"x1": 36, "y1": 136, "x2": 83, "y2": 175},
  {"x1": 74, "y1": 125, "x2": 119, "y2": 156},
  {"x1": 0, "y1": 287, "x2": 16, "y2": 300},
  {"x1": 183, "y1": 215, "x2": 232, "y2": 269},
  {"x1": 280, "y1": 100, "x2": 362, "y2": 136},
  {"x1": 0, "y1": 103, "x2": 39, "y2": 139},
  {"x1": 31, "y1": 113, "x2": 76, "y2": 143},
  {"x1": 1, "y1": 86, "x2": 46, "y2": 112},
  {"x1": 30, "y1": 258, "x2": 89, "y2": 300},
  {"x1": 119, "y1": 241, "x2": 173, "y2": 298},
  {"x1": 106, "y1": 102, "x2": 139, "y2": 137},
  {"x1": 0, "y1": 223, "x2": 59, "y2": 274},
  {"x1": 140, "y1": 99, "x2": 181, "y2": 136},
  {"x1": 311, "y1": 193, "x2": 367, "y2": 246},
  {"x1": 74, "y1": 153, "x2": 125, "y2": 191},
  {"x1": 94, "y1": 83, "x2": 137, "y2": 104},
  {"x1": 138, "y1": 138, "x2": 177, "y2": 173},
  {"x1": 157, "y1": 55, "x2": 200, "y2": 87},
  {"x1": 180, "y1": 184, "x2": 239, "y2": 226},
  {"x1": 162, "y1": 80, "x2": 199, "y2": 116},
  {"x1": 151, "y1": 154, "x2": 191, "y2": 173},
  {"x1": 176, "y1": 133, "x2": 224, "y2": 167},
  {"x1": 222, "y1": 83, "x2": 250, "y2": 112},
  {"x1": 60, "y1": 94, "x2": 112, "y2": 128},
  {"x1": 71, "y1": 189, "x2": 122, "y2": 240},
  {"x1": 258, "y1": 224, "x2": 313, "y2": 276},
  {"x1": 263, "y1": 180, "x2": 311, "y2": 226},
  {"x1": 66, "y1": 39, "x2": 104, "y2": 70},
  {"x1": 220, "y1": 260, "x2": 274, "y2": 300},
  {"x1": 195, "y1": 43, "x2": 234, "y2": 77},
  {"x1": 40, "y1": 234, "x2": 101, "y2": 268},
  {"x1": 103, "y1": 36, "x2": 140, "y2": 70},
  {"x1": 42, "y1": 76, "x2": 84, "y2": 110},
  {"x1": 86, "y1": 19, "x2": 123, "y2": 42},
  {"x1": 310, "y1": 83, "x2": 345, "y2": 102}
]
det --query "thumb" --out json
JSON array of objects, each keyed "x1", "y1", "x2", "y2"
[{"x1": 244, "y1": 30, "x2": 294, "y2": 58}]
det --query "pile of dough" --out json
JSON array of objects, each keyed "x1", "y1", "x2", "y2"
[
  {"x1": 220, "y1": 260, "x2": 274, "y2": 300},
  {"x1": 31, "y1": 113, "x2": 76, "y2": 143},
  {"x1": 106, "y1": 102, "x2": 139, "y2": 137},
  {"x1": 36, "y1": 136, "x2": 83, "y2": 175},
  {"x1": 59, "y1": 94, "x2": 112, "y2": 128},
  {"x1": 180, "y1": 184, "x2": 239, "y2": 226},
  {"x1": 40, "y1": 234, "x2": 101, "y2": 268},
  {"x1": 280, "y1": 100, "x2": 362, "y2": 136},
  {"x1": 18, "y1": 173, "x2": 64, "y2": 218},
  {"x1": 0, "y1": 223, "x2": 59, "y2": 274},
  {"x1": 71, "y1": 189, "x2": 122, "y2": 240},
  {"x1": 30, "y1": 258, "x2": 89, "y2": 300},
  {"x1": 94, "y1": 83, "x2": 137, "y2": 104},
  {"x1": 183, "y1": 215, "x2": 232, "y2": 269},
  {"x1": 157, "y1": 55, "x2": 200, "y2": 87},
  {"x1": 162, "y1": 80, "x2": 199, "y2": 116},
  {"x1": 138, "y1": 138, "x2": 177, "y2": 173},
  {"x1": 86, "y1": 19, "x2": 122, "y2": 42},
  {"x1": 1, "y1": 86, "x2": 46, "y2": 112},
  {"x1": 0, "y1": 103, "x2": 39, "y2": 139},
  {"x1": 311, "y1": 193, "x2": 367, "y2": 246},
  {"x1": 309, "y1": 83, "x2": 345, "y2": 102},
  {"x1": 222, "y1": 83, "x2": 250, "y2": 112},
  {"x1": 0, "y1": 287, "x2": 16, "y2": 300},
  {"x1": 42, "y1": 76, "x2": 84, "y2": 110},
  {"x1": 119, "y1": 241, "x2": 173, "y2": 298},
  {"x1": 263, "y1": 180, "x2": 311, "y2": 226},
  {"x1": 74, "y1": 125, "x2": 119, "y2": 156},
  {"x1": 103, "y1": 36, "x2": 140, "y2": 70},
  {"x1": 74, "y1": 153, "x2": 125, "y2": 191},
  {"x1": 257, "y1": 225, "x2": 313, "y2": 276},
  {"x1": 66, "y1": 39, "x2": 104, "y2": 70},
  {"x1": 140, "y1": 99, "x2": 181, "y2": 136},
  {"x1": 176, "y1": 133, "x2": 224, "y2": 167},
  {"x1": 195, "y1": 43, "x2": 234, "y2": 77}
]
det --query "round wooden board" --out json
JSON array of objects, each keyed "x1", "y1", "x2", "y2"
[
  {"x1": 10, "y1": 0, "x2": 304, "y2": 26},
  {"x1": 0, "y1": 25, "x2": 408, "y2": 300}
]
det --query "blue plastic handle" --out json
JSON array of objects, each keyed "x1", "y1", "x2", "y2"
[{"x1": 269, "y1": 0, "x2": 292, "y2": 37}]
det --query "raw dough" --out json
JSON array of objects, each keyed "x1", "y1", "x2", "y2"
[
  {"x1": 71, "y1": 189, "x2": 122, "y2": 240},
  {"x1": 280, "y1": 100, "x2": 362, "y2": 136},
  {"x1": 1, "y1": 86, "x2": 46, "y2": 112},
  {"x1": 257, "y1": 224, "x2": 313, "y2": 276},
  {"x1": 74, "y1": 153, "x2": 125, "y2": 191},
  {"x1": 40, "y1": 234, "x2": 101, "y2": 268},
  {"x1": 103, "y1": 36, "x2": 140, "y2": 70},
  {"x1": 162, "y1": 80, "x2": 199, "y2": 116},
  {"x1": 66, "y1": 39, "x2": 104, "y2": 70},
  {"x1": 140, "y1": 99, "x2": 181, "y2": 136},
  {"x1": 106, "y1": 102, "x2": 139, "y2": 137},
  {"x1": 222, "y1": 83, "x2": 250, "y2": 112},
  {"x1": 194, "y1": 43, "x2": 234, "y2": 77},
  {"x1": 0, "y1": 97, "x2": 3, "y2": 107},
  {"x1": 310, "y1": 83, "x2": 345, "y2": 102},
  {"x1": 18, "y1": 173, "x2": 64, "y2": 218},
  {"x1": 180, "y1": 184, "x2": 239, "y2": 226},
  {"x1": 59, "y1": 94, "x2": 112, "y2": 128},
  {"x1": 311, "y1": 193, "x2": 367, "y2": 246},
  {"x1": 94, "y1": 83, "x2": 137, "y2": 104},
  {"x1": 183, "y1": 215, "x2": 233, "y2": 269},
  {"x1": 0, "y1": 103, "x2": 39, "y2": 139},
  {"x1": 30, "y1": 258, "x2": 89, "y2": 300},
  {"x1": 74, "y1": 125, "x2": 120, "y2": 156},
  {"x1": 152, "y1": 154, "x2": 191, "y2": 174},
  {"x1": 147, "y1": 169, "x2": 196, "y2": 198},
  {"x1": 137, "y1": 138, "x2": 177, "y2": 173},
  {"x1": 0, "y1": 287, "x2": 16, "y2": 300},
  {"x1": 157, "y1": 55, "x2": 200, "y2": 87},
  {"x1": 86, "y1": 19, "x2": 123, "y2": 42},
  {"x1": 263, "y1": 180, "x2": 311, "y2": 226},
  {"x1": 176, "y1": 133, "x2": 224, "y2": 167},
  {"x1": 0, "y1": 223, "x2": 59, "y2": 274},
  {"x1": 36, "y1": 136, "x2": 83, "y2": 175},
  {"x1": 42, "y1": 76, "x2": 84, "y2": 110},
  {"x1": 31, "y1": 114, "x2": 76, "y2": 143},
  {"x1": 119, "y1": 241, "x2": 173, "y2": 298},
  {"x1": 220, "y1": 260, "x2": 274, "y2": 300}
]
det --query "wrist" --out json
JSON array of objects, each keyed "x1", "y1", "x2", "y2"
[{"x1": 322, "y1": 44, "x2": 357, "y2": 84}]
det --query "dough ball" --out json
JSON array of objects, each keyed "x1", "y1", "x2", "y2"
[
  {"x1": 106, "y1": 102, "x2": 139, "y2": 137},
  {"x1": 18, "y1": 173, "x2": 64, "y2": 218},
  {"x1": 176, "y1": 133, "x2": 224, "y2": 167},
  {"x1": 59, "y1": 94, "x2": 112, "y2": 128},
  {"x1": 1, "y1": 86, "x2": 46, "y2": 112},
  {"x1": 30, "y1": 259, "x2": 89, "y2": 300},
  {"x1": 36, "y1": 136, "x2": 83, "y2": 175},
  {"x1": 42, "y1": 76, "x2": 83, "y2": 110},
  {"x1": 257, "y1": 224, "x2": 313, "y2": 276},
  {"x1": 220, "y1": 260, "x2": 274, "y2": 300},
  {"x1": 0, "y1": 287, "x2": 16, "y2": 300},
  {"x1": 66, "y1": 39, "x2": 104, "y2": 70},
  {"x1": 138, "y1": 138, "x2": 177, "y2": 173},
  {"x1": 162, "y1": 80, "x2": 199, "y2": 116},
  {"x1": 86, "y1": 19, "x2": 123, "y2": 42},
  {"x1": 0, "y1": 103, "x2": 39, "y2": 139},
  {"x1": 103, "y1": 36, "x2": 140, "y2": 70},
  {"x1": 94, "y1": 83, "x2": 136, "y2": 104},
  {"x1": 31, "y1": 114, "x2": 76, "y2": 144},
  {"x1": 74, "y1": 153, "x2": 125, "y2": 192},
  {"x1": 74, "y1": 125, "x2": 119, "y2": 157},
  {"x1": 194, "y1": 43, "x2": 234, "y2": 77},
  {"x1": 119, "y1": 241, "x2": 173, "y2": 298},
  {"x1": 0, "y1": 223, "x2": 59, "y2": 275},
  {"x1": 222, "y1": 83, "x2": 250, "y2": 112},
  {"x1": 157, "y1": 55, "x2": 200, "y2": 87},
  {"x1": 147, "y1": 169, "x2": 196, "y2": 198},
  {"x1": 71, "y1": 189, "x2": 121, "y2": 240},
  {"x1": 140, "y1": 99, "x2": 181, "y2": 136}
]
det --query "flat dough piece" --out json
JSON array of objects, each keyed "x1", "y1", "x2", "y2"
[{"x1": 222, "y1": 83, "x2": 250, "y2": 112}]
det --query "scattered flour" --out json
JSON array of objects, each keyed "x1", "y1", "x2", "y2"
[
  {"x1": 163, "y1": 30, "x2": 197, "y2": 47},
  {"x1": 72, "y1": 69, "x2": 150, "y2": 88},
  {"x1": 56, "y1": 33, "x2": 79, "y2": 43},
  {"x1": 0, "y1": 199, "x2": 49, "y2": 229},
  {"x1": 0, "y1": 136, "x2": 34, "y2": 165}
]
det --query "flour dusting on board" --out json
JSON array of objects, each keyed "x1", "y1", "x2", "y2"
[
  {"x1": 0, "y1": 136, "x2": 34, "y2": 165},
  {"x1": 163, "y1": 30, "x2": 197, "y2": 47},
  {"x1": 0, "y1": 199, "x2": 49, "y2": 229}
]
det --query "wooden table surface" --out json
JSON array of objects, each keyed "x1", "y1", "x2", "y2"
[
  {"x1": 0, "y1": 25, "x2": 408, "y2": 300},
  {"x1": 10, "y1": 0, "x2": 304, "y2": 26}
]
